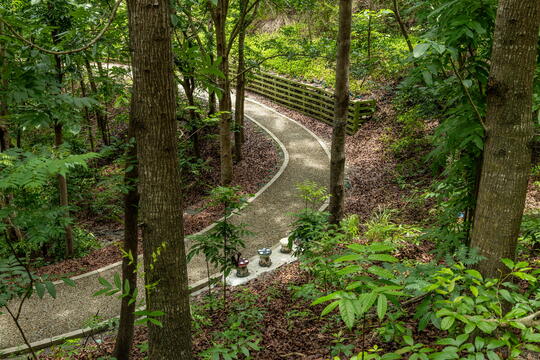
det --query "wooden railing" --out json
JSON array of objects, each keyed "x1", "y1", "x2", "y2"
[{"x1": 233, "y1": 69, "x2": 376, "y2": 135}]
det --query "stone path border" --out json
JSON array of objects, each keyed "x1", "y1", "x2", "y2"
[{"x1": 0, "y1": 94, "x2": 330, "y2": 358}]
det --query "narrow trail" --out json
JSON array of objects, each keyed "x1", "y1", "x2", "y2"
[{"x1": 0, "y1": 95, "x2": 330, "y2": 353}]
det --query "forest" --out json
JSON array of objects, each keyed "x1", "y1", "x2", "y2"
[{"x1": 0, "y1": 0, "x2": 540, "y2": 359}]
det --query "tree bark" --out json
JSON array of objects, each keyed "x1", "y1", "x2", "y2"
[
  {"x1": 52, "y1": 46, "x2": 75, "y2": 257},
  {"x1": 212, "y1": 0, "x2": 234, "y2": 185},
  {"x1": 328, "y1": 0, "x2": 352, "y2": 225},
  {"x1": 470, "y1": 0, "x2": 540, "y2": 277},
  {"x1": 233, "y1": 0, "x2": 252, "y2": 161},
  {"x1": 0, "y1": 22, "x2": 9, "y2": 152},
  {"x1": 392, "y1": 0, "x2": 414, "y2": 54},
  {"x1": 113, "y1": 119, "x2": 139, "y2": 360},
  {"x1": 84, "y1": 58, "x2": 110, "y2": 146},
  {"x1": 79, "y1": 77, "x2": 96, "y2": 152},
  {"x1": 126, "y1": 0, "x2": 193, "y2": 358},
  {"x1": 54, "y1": 122, "x2": 74, "y2": 256}
]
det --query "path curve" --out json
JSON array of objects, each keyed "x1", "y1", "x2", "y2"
[{"x1": 0, "y1": 95, "x2": 330, "y2": 354}]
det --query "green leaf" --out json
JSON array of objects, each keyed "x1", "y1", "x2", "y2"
[
  {"x1": 339, "y1": 299, "x2": 356, "y2": 329},
  {"x1": 368, "y1": 265, "x2": 395, "y2": 279},
  {"x1": 377, "y1": 294, "x2": 388, "y2": 320},
  {"x1": 465, "y1": 269, "x2": 483, "y2": 281},
  {"x1": 35, "y1": 281, "x2": 45, "y2": 299},
  {"x1": 98, "y1": 277, "x2": 112, "y2": 288},
  {"x1": 45, "y1": 281, "x2": 56, "y2": 299},
  {"x1": 501, "y1": 258, "x2": 514, "y2": 270},
  {"x1": 62, "y1": 278, "x2": 76, "y2": 287},
  {"x1": 368, "y1": 254, "x2": 398, "y2": 263},
  {"x1": 422, "y1": 71, "x2": 433, "y2": 86},
  {"x1": 413, "y1": 43, "x2": 430, "y2": 58},
  {"x1": 440, "y1": 316, "x2": 455, "y2": 330},
  {"x1": 469, "y1": 286, "x2": 478, "y2": 297},
  {"x1": 477, "y1": 321, "x2": 497, "y2": 334},
  {"x1": 486, "y1": 351, "x2": 500, "y2": 360},
  {"x1": 321, "y1": 300, "x2": 339, "y2": 317},
  {"x1": 403, "y1": 335, "x2": 414, "y2": 346}
]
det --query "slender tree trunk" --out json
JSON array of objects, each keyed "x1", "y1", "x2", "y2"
[
  {"x1": 212, "y1": 0, "x2": 234, "y2": 185},
  {"x1": 392, "y1": 0, "x2": 413, "y2": 54},
  {"x1": 79, "y1": 78, "x2": 96, "y2": 152},
  {"x1": 113, "y1": 121, "x2": 139, "y2": 360},
  {"x1": 182, "y1": 77, "x2": 201, "y2": 158},
  {"x1": 54, "y1": 122, "x2": 74, "y2": 256},
  {"x1": 84, "y1": 58, "x2": 110, "y2": 146},
  {"x1": 208, "y1": 22, "x2": 217, "y2": 116},
  {"x1": 126, "y1": 0, "x2": 193, "y2": 358},
  {"x1": 233, "y1": 0, "x2": 249, "y2": 161},
  {"x1": 52, "y1": 48, "x2": 75, "y2": 257},
  {"x1": 0, "y1": 22, "x2": 9, "y2": 152},
  {"x1": 96, "y1": 61, "x2": 112, "y2": 145},
  {"x1": 470, "y1": 0, "x2": 540, "y2": 277},
  {"x1": 367, "y1": 1, "x2": 372, "y2": 62},
  {"x1": 328, "y1": 0, "x2": 352, "y2": 225}
]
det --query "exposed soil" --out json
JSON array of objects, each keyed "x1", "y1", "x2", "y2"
[
  {"x1": 247, "y1": 88, "x2": 434, "y2": 224},
  {"x1": 35, "y1": 120, "x2": 281, "y2": 278}
]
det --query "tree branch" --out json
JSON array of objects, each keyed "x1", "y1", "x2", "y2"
[
  {"x1": 0, "y1": 0, "x2": 123, "y2": 56},
  {"x1": 449, "y1": 57, "x2": 486, "y2": 130}
]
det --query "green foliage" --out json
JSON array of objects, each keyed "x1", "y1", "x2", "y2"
[
  {"x1": 519, "y1": 213, "x2": 540, "y2": 253},
  {"x1": 199, "y1": 290, "x2": 264, "y2": 360},
  {"x1": 0, "y1": 148, "x2": 98, "y2": 259},
  {"x1": 187, "y1": 186, "x2": 252, "y2": 306},
  {"x1": 244, "y1": 9, "x2": 411, "y2": 94}
]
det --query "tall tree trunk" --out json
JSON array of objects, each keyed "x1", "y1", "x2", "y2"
[
  {"x1": 96, "y1": 61, "x2": 112, "y2": 145},
  {"x1": 79, "y1": 77, "x2": 96, "y2": 152},
  {"x1": 212, "y1": 0, "x2": 234, "y2": 185},
  {"x1": 328, "y1": 0, "x2": 352, "y2": 225},
  {"x1": 54, "y1": 122, "x2": 74, "y2": 256},
  {"x1": 126, "y1": 0, "x2": 193, "y2": 358},
  {"x1": 182, "y1": 76, "x2": 201, "y2": 159},
  {"x1": 392, "y1": 0, "x2": 413, "y2": 54},
  {"x1": 52, "y1": 48, "x2": 75, "y2": 257},
  {"x1": 470, "y1": 0, "x2": 540, "y2": 278},
  {"x1": 233, "y1": 0, "x2": 249, "y2": 161},
  {"x1": 84, "y1": 58, "x2": 110, "y2": 146},
  {"x1": 0, "y1": 22, "x2": 9, "y2": 152},
  {"x1": 113, "y1": 121, "x2": 139, "y2": 359}
]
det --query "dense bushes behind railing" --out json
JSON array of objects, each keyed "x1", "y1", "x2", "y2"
[{"x1": 233, "y1": 69, "x2": 376, "y2": 135}]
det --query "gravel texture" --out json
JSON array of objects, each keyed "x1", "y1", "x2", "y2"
[{"x1": 0, "y1": 95, "x2": 330, "y2": 351}]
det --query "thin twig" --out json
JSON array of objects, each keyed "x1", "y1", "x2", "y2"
[{"x1": 449, "y1": 57, "x2": 486, "y2": 129}]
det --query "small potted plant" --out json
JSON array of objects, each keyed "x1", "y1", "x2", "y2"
[{"x1": 257, "y1": 248, "x2": 272, "y2": 267}]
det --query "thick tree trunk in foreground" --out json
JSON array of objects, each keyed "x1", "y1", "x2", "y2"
[
  {"x1": 470, "y1": 0, "x2": 540, "y2": 278},
  {"x1": 127, "y1": 0, "x2": 193, "y2": 358},
  {"x1": 212, "y1": 0, "x2": 234, "y2": 185},
  {"x1": 113, "y1": 124, "x2": 139, "y2": 359},
  {"x1": 328, "y1": 0, "x2": 352, "y2": 225}
]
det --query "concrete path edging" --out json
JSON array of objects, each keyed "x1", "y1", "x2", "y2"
[
  {"x1": 0, "y1": 94, "x2": 331, "y2": 357},
  {"x1": 48, "y1": 108, "x2": 290, "y2": 287}
]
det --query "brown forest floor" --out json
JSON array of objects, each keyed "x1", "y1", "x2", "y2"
[
  {"x1": 35, "y1": 120, "x2": 280, "y2": 278},
  {"x1": 36, "y1": 88, "x2": 540, "y2": 359}
]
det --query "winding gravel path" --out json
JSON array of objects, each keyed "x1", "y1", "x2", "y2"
[{"x1": 0, "y1": 95, "x2": 330, "y2": 353}]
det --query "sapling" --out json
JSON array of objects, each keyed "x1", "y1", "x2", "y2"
[{"x1": 187, "y1": 186, "x2": 252, "y2": 309}]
